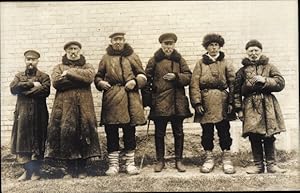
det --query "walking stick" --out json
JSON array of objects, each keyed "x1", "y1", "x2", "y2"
[{"x1": 139, "y1": 119, "x2": 151, "y2": 171}]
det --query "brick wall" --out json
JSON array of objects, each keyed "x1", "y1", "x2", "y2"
[{"x1": 1, "y1": 1, "x2": 298, "y2": 152}]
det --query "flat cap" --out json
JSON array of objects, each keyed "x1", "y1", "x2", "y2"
[
  {"x1": 159, "y1": 33, "x2": 177, "y2": 43},
  {"x1": 24, "y1": 50, "x2": 40, "y2": 59},
  {"x1": 109, "y1": 32, "x2": 125, "y2": 38},
  {"x1": 245, "y1": 39, "x2": 263, "y2": 50},
  {"x1": 64, "y1": 41, "x2": 82, "y2": 50}
]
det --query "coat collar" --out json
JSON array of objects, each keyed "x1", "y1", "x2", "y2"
[
  {"x1": 154, "y1": 48, "x2": 182, "y2": 63},
  {"x1": 202, "y1": 51, "x2": 225, "y2": 65},
  {"x1": 62, "y1": 54, "x2": 86, "y2": 66},
  {"x1": 242, "y1": 55, "x2": 269, "y2": 66},
  {"x1": 106, "y1": 43, "x2": 134, "y2": 57}
]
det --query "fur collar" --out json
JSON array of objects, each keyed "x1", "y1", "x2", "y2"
[
  {"x1": 202, "y1": 51, "x2": 225, "y2": 65},
  {"x1": 154, "y1": 48, "x2": 182, "y2": 63},
  {"x1": 106, "y1": 43, "x2": 134, "y2": 57},
  {"x1": 62, "y1": 54, "x2": 86, "y2": 66},
  {"x1": 242, "y1": 55, "x2": 269, "y2": 66}
]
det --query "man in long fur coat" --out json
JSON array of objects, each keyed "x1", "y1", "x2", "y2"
[{"x1": 45, "y1": 41, "x2": 101, "y2": 179}]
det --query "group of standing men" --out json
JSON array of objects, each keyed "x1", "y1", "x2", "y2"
[{"x1": 10, "y1": 32, "x2": 286, "y2": 181}]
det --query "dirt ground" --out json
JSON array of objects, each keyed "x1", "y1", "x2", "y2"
[{"x1": 1, "y1": 133, "x2": 300, "y2": 192}]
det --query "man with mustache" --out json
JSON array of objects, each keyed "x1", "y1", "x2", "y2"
[
  {"x1": 234, "y1": 39, "x2": 286, "y2": 174},
  {"x1": 10, "y1": 50, "x2": 50, "y2": 181},
  {"x1": 95, "y1": 32, "x2": 147, "y2": 176},
  {"x1": 45, "y1": 41, "x2": 101, "y2": 179},
  {"x1": 142, "y1": 33, "x2": 192, "y2": 172}
]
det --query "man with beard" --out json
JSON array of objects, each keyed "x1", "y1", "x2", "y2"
[
  {"x1": 234, "y1": 39, "x2": 286, "y2": 174},
  {"x1": 142, "y1": 33, "x2": 192, "y2": 172},
  {"x1": 94, "y1": 32, "x2": 147, "y2": 176},
  {"x1": 45, "y1": 41, "x2": 101, "y2": 179},
  {"x1": 10, "y1": 50, "x2": 50, "y2": 181}
]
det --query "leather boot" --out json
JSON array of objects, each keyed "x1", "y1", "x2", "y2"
[
  {"x1": 175, "y1": 135, "x2": 186, "y2": 172},
  {"x1": 264, "y1": 137, "x2": 287, "y2": 173},
  {"x1": 222, "y1": 150, "x2": 235, "y2": 174},
  {"x1": 246, "y1": 136, "x2": 265, "y2": 174},
  {"x1": 200, "y1": 151, "x2": 215, "y2": 173},
  {"x1": 31, "y1": 160, "x2": 42, "y2": 181},
  {"x1": 77, "y1": 159, "x2": 88, "y2": 179},
  {"x1": 64, "y1": 160, "x2": 75, "y2": 179},
  {"x1": 154, "y1": 136, "x2": 165, "y2": 172},
  {"x1": 105, "y1": 151, "x2": 120, "y2": 176},
  {"x1": 124, "y1": 150, "x2": 140, "y2": 175}
]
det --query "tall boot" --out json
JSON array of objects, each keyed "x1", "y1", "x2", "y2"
[
  {"x1": 222, "y1": 150, "x2": 235, "y2": 174},
  {"x1": 64, "y1": 160, "x2": 76, "y2": 179},
  {"x1": 246, "y1": 137, "x2": 265, "y2": 174},
  {"x1": 105, "y1": 151, "x2": 119, "y2": 176},
  {"x1": 77, "y1": 159, "x2": 88, "y2": 179},
  {"x1": 200, "y1": 151, "x2": 215, "y2": 173},
  {"x1": 17, "y1": 161, "x2": 34, "y2": 181},
  {"x1": 154, "y1": 136, "x2": 165, "y2": 172},
  {"x1": 264, "y1": 138, "x2": 287, "y2": 173},
  {"x1": 124, "y1": 150, "x2": 140, "y2": 175},
  {"x1": 174, "y1": 135, "x2": 186, "y2": 172},
  {"x1": 31, "y1": 160, "x2": 42, "y2": 181}
]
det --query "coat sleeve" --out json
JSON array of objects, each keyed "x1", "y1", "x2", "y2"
[
  {"x1": 233, "y1": 68, "x2": 244, "y2": 112},
  {"x1": 94, "y1": 57, "x2": 106, "y2": 91},
  {"x1": 189, "y1": 60, "x2": 202, "y2": 107},
  {"x1": 10, "y1": 74, "x2": 34, "y2": 95},
  {"x1": 225, "y1": 60, "x2": 236, "y2": 105},
  {"x1": 129, "y1": 53, "x2": 147, "y2": 89},
  {"x1": 22, "y1": 73, "x2": 51, "y2": 98},
  {"x1": 261, "y1": 64, "x2": 285, "y2": 92},
  {"x1": 52, "y1": 64, "x2": 76, "y2": 91},
  {"x1": 141, "y1": 57, "x2": 155, "y2": 107},
  {"x1": 65, "y1": 63, "x2": 95, "y2": 84},
  {"x1": 174, "y1": 57, "x2": 192, "y2": 87}
]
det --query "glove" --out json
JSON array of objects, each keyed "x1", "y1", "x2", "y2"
[
  {"x1": 238, "y1": 110, "x2": 244, "y2": 121},
  {"x1": 125, "y1": 79, "x2": 137, "y2": 91},
  {"x1": 194, "y1": 104, "x2": 205, "y2": 116},
  {"x1": 98, "y1": 81, "x2": 112, "y2": 91}
]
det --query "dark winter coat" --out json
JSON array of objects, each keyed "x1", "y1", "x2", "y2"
[
  {"x1": 45, "y1": 55, "x2": 101, "y2": 160},
  {"x1": 10, "y1": 68, "x2": 50, "y2": 159},
  {"x1": 94, "y1": 44, "x2": 147, "y2": 126},
  {"x1": 234, "y1": 55, "x2": 286, "y2": 137},
  {"x1": 189, "y1": 52, "x2": 236, "y2": 123},
  {"x1": 142, "y1": 48, "x2": 192, "y2": 120}
]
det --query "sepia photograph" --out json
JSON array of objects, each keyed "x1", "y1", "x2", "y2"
[{"x1": 1, "y1": 1, "x2": 299, "y2": 192}]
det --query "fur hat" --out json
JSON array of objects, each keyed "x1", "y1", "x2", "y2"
[
  {"x1": 202, "y1": 33, "x2": 225, "y2": 48},
  {"x1": 64, "y1": 41, "x2": 82, "y2": 50},
  {"x1": 159, "y1": 33, "x2": 177, "y2": 43},
  {"x1": 245, "y1": 39, "x2": 262, "y2": 50}
]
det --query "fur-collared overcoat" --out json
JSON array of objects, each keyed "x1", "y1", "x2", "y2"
[
  {"x1": 94, "y1": 44, "x2": 147, "y2": 126},
  {"x1": 189, "y1": 52, "x2": 236, "y2": 124},
  {"x1": 142, "y1": 48, "x2": 192, "y2": 120},
  {"x1": 234, "y1": 55, "x2": 286, "y2": 137},
  {"x1": 10, "y1": 69, "x2": 50, "y2": 159},
  {"x1": 45, "y1": 55, "x2": 101, "y2": 160}
]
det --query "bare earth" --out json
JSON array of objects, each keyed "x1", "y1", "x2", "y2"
[{"x1": 1, "y1": 133, "x2": 300, "y2": 192}]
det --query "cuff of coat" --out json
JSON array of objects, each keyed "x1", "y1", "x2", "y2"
[{"x1": 136, "y1": 74, "x2": 147, "y2": 89}]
